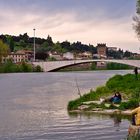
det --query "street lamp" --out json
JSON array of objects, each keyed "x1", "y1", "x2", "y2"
[{"x1": 33, "y1": 28, "x2": 36, "y2": 62}]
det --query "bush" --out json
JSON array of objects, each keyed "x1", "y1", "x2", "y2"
[
  {"x1": 106, "y1": 74, "x2": 140, "y2": 93},
  {"x1": 34, "y1": 65, "x2": 43, "y2": 72},
  {"x1": 119, "y1": 99, "x2": 139, "y2": 110},
  {"x1": 107, "y1": 63, "x2": 132, "y2": 70},
  {"x1": 0, "y1": 61, "x2": 35, "y2": 73},
  {"x1": 20, "y1": 62, "x2": 33, "y2": 72},
  {"x1": 132, "y1": 88, "x2": 140, "y2": 99},
  {"x1": 68, "y1": 98, "x2": 83, "y2": 110}
]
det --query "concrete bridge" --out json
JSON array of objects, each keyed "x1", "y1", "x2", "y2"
[{"x1": 33, "y1": 59, "x2": 140, "y2": 72}]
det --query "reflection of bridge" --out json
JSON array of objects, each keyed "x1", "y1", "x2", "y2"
[{"x1": 33, "y1": 59, "x2": 140, "y2": 72}]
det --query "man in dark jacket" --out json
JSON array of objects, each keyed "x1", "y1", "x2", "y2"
[{"x1": 134, "y1": 67, "x2": 138, "y2": 80}]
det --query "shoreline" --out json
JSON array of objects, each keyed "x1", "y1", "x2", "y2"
[{"x1": 69, "y1": 109, "x2": 132, "y2": 116}]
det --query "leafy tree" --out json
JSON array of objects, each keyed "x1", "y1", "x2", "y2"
[
  {"x1": 123, "y1": 50, "x2": 132, "y2": 58},
  {"x1": 0, "y1": 40, "x2": 9, "y2": 63},
  {"x1": 61, "y1": 41, "x2": 71, "y2": 51},
  {"x1": 19, "y1": 39, "x2": 27, "y2": 48},
  {"x1": 41, "y1": 41, "x2": 52, "y2": 51},
  {"x1": 35, "y1": 47, "x2": 49, "y2": 60},
  {"x1": 46, "y1": 35, "x2": 53, "y2": 47},
  {"x1": 34, "y1": 65, "x2": 43, "y2": 72},
  {"x1": 19, "y1": 33, "x2": 29, "y2": 43},
  {"x1": 53, "y1": 42, "x2": 66, "y2": 53},
  {"x1": 133, "y1": 0, "x2": 140, "y2": 39},
  {"x1": 6, "y1": 35, "x2": 15, "y2": 52},
  {"x1": 89, "y1": 44, "x2": 96, "y2": 54}
]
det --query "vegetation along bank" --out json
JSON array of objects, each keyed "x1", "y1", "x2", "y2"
[{"x1": 68, "y1": 73, "x2": 140, "y2": 114}]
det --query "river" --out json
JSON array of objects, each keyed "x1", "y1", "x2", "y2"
[{"x1": 0, "y1": 70, "x2": 132, "y2": 140}]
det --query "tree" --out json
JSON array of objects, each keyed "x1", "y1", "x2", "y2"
[
  {"x1": 19, "y1": 39, "x2": 27, "y2": 48},
  {"x1": 19, "y1": 33, "x2": 29, "y2": 43},
  {"x1": 123, "y1": 50, "x2": 132, "y2": 58},
  {"x1": 46, "y1": 35, "x2": 53, "y2": 47},
  {"x1": 133, "y1": 0, "x2": 140, "y2": 39},
  {"x1": 61, "y1": 41, "x2": 71, "y2": 51},
  {"x1": 6, "y1": 35, "x2": 15, "y2": 52},
  {"x1": 36, "y1": 47, "x2": 49, "y2": 60},
  {"x1": 0, "y1": 40, "x2": 9, "y2": 63},
  {"x1": 53, "y1": 42, "x2": 66, "y2": 53}
]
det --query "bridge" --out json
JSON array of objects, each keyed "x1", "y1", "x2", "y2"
[{"x1": 33, "y1": 59, "x2": 140, "y2": 72}]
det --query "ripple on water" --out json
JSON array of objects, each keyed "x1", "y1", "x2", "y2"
[{"x1": 0, "y1": 71, "x2": 132, "y2": 140}]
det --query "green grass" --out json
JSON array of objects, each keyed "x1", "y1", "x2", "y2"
[
  {"x1": 127, "y1": 135, "x2": 140, "y2": 140},
  {"x1": 68, "y1": 73, "x2": 140, "y2": 110},
  {"x1": 0, "y1": 60, "x2": 43, "y2": 73}
]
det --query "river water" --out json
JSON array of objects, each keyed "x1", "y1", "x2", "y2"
[{"x1": 0, "y1": 70, "x2": 132, "y2": 140}]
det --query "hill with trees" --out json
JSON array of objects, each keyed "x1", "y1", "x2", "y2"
[{"x1": 0, "y1": 33, "x2": 138, "y2": 61}]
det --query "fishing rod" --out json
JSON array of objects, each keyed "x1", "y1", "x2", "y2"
[
  {"x1": 74, "y1": 75, "x2": 82, "y2": 98},
  {"x1": 73, "y1": 58, "x2": 82, "y2": 98}
]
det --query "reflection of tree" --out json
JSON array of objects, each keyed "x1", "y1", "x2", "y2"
[
  {"x1": 113, "y1": 116, "x2": 122, "y2": 127},
  {"x1": 110, "y1": 115, "x2": 122, "y2": 128}
]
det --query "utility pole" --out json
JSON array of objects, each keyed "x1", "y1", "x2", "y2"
[{"x1": 33, "y1": 28, "x2": 36, "y2": 62}]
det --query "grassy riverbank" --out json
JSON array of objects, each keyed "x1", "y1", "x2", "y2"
[
  {"x1": 0, "y1": 60, "x2": 43, "y2": 73},
  {"x1": 68, "y1": 73, "x2": 140, "y2": 111}
]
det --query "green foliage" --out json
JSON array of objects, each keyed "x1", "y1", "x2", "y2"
[
  {"x1": 0, "y1": 33, "x2": 138, "y2": 59},
  {"x1": 106, "y1": 74, "x2": 140, "y2": 93},
  {"x1": 132, "y1": 88, "x2": 140, "y2": 99},
  {"x1": 96, "y1": 86, "x2": 110, "y2": 95},
  {"x1": 91, "y1": 63, "x2": 96, "y2": 70},
  {"x1": 133, "y1": 0, "x2": 140, "y2": 40},
  {"x1": 19, "y1": 39, "x2": 27, "y2": 48},
  {"x1": 127, "y1": 134, "x2": 140, "y2": 140},
  {"x1": 0, "y1": 61, "x2": 38, "y2": 73},
  {"x1": 107, "y1": 63, "x2": 132, "y2": 70},
  {"x1": 119, "y1": 99, "x2": 139, "y2": 110},
  {"x1": 34, "y1": 65, "x2": 43, "y2": 72},
  {"x1": 20, "y1": 61, "x2": 32, "y2": 72},
  {"x1": 1, "y1": 59, "x2": 21, "y2": 73},
  {"x1": 68, "y1": 98, "x2": 84, "y2": 110},
  {"x1": 0, "y1": 40, "x2": 9, "y2": 62},
  {"x1": 48, "y1": 57, "x2": 57, "y2": 61},
  {"x1": 6, "y1": 36, "x2": 15, "y2": 52},
  {"x1": 68, "y1": 73, "x2": 140, "y2": 110}
]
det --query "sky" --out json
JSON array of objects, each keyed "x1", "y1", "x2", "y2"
[{"x1": 0, "y1": 0, "x2": 140, "y2": 53}]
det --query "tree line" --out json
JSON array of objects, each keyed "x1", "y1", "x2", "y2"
[{"x1": 0, "y1": 33, "x2": 137, "y2": 61}]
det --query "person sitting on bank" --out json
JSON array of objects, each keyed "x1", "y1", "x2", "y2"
[
  {"x1": 131, "y1": 105, "x2": 140, "y2": 126},
  {"x1": 109, "y1": 92, "x2": 122, "y2": 104}
]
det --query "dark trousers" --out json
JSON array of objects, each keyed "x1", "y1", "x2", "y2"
[{"x1": 132, "y1": 114, "x2": 136, "y2": 125}]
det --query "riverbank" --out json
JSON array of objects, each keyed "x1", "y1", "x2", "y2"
[
  {"x1": 59, "y1": 62, "x2": 133, "y2": 72},
  {"x1": 68, "y1": 73, "x2": 140, "y2": 114},
  {"x1": 0, "y1": 60, "x2": 42, "y2": 73},
  {"x1": 69, "y1": 109, "x2": 132, "y2": 116}
]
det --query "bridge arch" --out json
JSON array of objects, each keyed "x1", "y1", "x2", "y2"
[{"x1": 33, "y1": 59, "x2": 140, "y2": 72}]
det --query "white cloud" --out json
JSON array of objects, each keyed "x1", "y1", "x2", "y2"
[{"x1": 0, "y1": 4, "x2": 139, "y2": 53}]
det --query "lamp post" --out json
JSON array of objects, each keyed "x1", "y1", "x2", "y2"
[{"x1": 33, "y1": 28, "x2": 36, "y2": 62}]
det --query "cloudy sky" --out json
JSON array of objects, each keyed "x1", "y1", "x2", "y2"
[{"x1": 0, "y1": 0, "x2": 139, "y2": 52}]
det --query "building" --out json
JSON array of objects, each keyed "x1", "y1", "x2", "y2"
[
  {"x1": 2, "y1": 52, "x2": 28, "y2": 63},
  {"x1": 108, "y1": 47, "x2": 117, "y2": 52},
  {"x1": 48, "y1": 52, "x2": 63, "y2": 60},
  {"x1": 63, "y1": 52, "x2": 74, "y2": 60},
  {"x1": 77, "y1": 52, "x2": 92, "y2": 60},
  {"x1": 96, "y1": 44, "x2": 107, "y2": 58}
]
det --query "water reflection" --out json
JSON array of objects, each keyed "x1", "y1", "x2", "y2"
[
  {"x1": 0, "y1": 71, "x2": 132, "y2": 139},
  {"x1": 69, "y1": 112, "x2": 131, "y2": 129}
]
